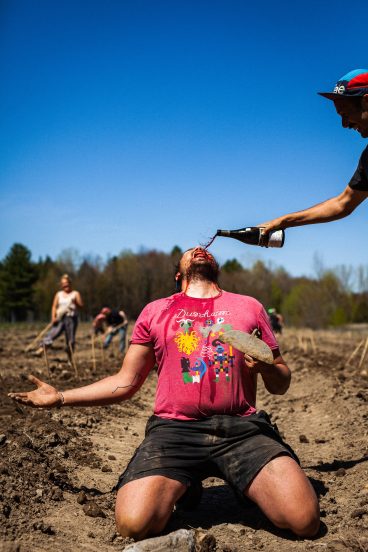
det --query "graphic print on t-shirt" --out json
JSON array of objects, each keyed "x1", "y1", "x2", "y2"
[
  {"x1": 174, "y1": 318, "x2": 201, "y2": 355},
  {"x1": 130, "y1": 291, "x2": 278, "y2": 419},
  {"x1": 209, "y1": 337, "x2": 235, "y2": 382},
  {"x1": 199, "y1": 317, "x2": 232, "y2": 338},
  {"x1": 174, "y1": 312, "x2": 234, "y2": 385},
  {"x1": 180, "y1": 357, "x2": 207, "y2": 384}
]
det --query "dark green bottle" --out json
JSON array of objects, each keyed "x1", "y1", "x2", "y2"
[{"x1": 216, "y1": 227, "x2": 285, "y2": 248}]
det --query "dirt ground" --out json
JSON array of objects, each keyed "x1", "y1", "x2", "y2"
[{"x1": 0, "y1": 323, "x2": 367, "y2": 552}]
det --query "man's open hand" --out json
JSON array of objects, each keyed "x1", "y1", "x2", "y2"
[{"x1": 8, "y1": 375, "x2": 61, "y2": 408}]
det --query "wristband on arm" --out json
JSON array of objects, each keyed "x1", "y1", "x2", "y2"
[{"x1": 57, "y1": 391, "x2": 65, "y2": 407}]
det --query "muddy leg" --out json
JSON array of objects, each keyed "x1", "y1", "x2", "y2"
[
  {"x1": 115, "y1": 475, "x2": 186, "y2": 540},
  {"x1": 244, "y1": 455, "x2": 320, "y2": 538}
]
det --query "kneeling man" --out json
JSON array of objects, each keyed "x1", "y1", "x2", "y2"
[{"x1": 9, "y1": 247, "x2": 319, "y2": 541}]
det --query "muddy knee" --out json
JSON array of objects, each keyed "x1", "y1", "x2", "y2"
[
  {"x1": 115, "y1": 511, "x2": 154, "y2": 540},
  {"x1": 114, "y1": 476, "x2": 186, "y2": 540},
  {"x1": 288, "y1": 505, "x2": 320, "y2": 538},
  {"x1": 115, "y1": 508, "x2": 171, "y2": 541}
]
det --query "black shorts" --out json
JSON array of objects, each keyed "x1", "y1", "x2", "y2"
[{"x1": 116, "y1": 411, "x2": 298, "y2": 499}]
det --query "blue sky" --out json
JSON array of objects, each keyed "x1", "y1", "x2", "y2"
[{"x1": 1, "y1": 0, "x2": 367, "y2": 278}]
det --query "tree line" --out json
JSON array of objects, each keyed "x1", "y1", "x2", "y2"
[{"x1": 1, "y1": 243, "x2": 368, "y2": 329}]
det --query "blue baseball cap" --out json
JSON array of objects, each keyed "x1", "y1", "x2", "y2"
[{"x1": 319, "y1": 69, "x2": 368, "y2": 100}]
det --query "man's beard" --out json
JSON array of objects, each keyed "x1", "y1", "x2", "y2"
[{"x1": 185, "y1": 258, "x2": 219, "y2": 283}]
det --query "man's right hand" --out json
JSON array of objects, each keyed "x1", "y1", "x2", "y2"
[
  {"x1": 8, "y1": 375, "x2": 61, "y2": 408},
  {"x1": 257, "y1": 218, "x2": 285, "y2": 246},
  {"x1": 258, "y1": 217, "x2": 285, "y2": 235}
]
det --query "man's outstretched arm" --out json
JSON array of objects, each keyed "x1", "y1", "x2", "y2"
[
  {"x1": 260, "y1": 185, "x2": 367, "y2": 235},
  {"x1": 8, "y1": 343, "x2": 155, "y2": 408}
]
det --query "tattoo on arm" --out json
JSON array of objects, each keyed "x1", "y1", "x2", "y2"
[{"x1": 111, "y1": 373, "x2": 142, "y2": 394}]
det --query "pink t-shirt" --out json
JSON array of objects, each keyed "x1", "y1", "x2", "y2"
[{"x1": 131, "y1": 290, "x2": 278, "y2": 421}]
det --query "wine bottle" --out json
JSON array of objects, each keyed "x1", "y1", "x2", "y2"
[{"x1": 216, "y1": 227, "x2": 285, "y2": 248}]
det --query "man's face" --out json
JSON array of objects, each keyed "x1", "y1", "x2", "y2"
[
  {"x1": 333, "y1": 95, "x2": 368, "y2": 138},
  {"x1": 178, "y1": 247, "x2": 219, "y2": 282}
]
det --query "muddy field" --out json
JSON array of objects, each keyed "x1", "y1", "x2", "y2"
[{"x1": 0, "y1": 323, "x2": 367, "y2": 552}]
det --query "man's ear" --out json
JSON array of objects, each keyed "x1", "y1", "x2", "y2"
[
  {"x1": 175, "y1": 272, "x2": 182, "y2": 292},
  {"x1": 362, "y1": 94, "x2": 368, "y2": 110}
]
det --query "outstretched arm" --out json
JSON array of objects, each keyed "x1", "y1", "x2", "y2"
[
  {"x1": 244, "y1": 348, "x2": 290, "y2": 395},
  {"x1": 260, "y1": 185, "x2": 367, "y2": 235},
  {"x1": 8, "y1": 343, "x2": 155, "y2": 408}
]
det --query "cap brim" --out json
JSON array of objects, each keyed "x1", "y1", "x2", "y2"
[
  {"x1": 318, "y1": 90, "x2": 368, "y2": 100},
  {"x1": 318, "y1": 92, "x2": 340, "y2": 100}
]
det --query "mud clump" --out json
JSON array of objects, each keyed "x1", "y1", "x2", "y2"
[
  {"x1": 83, "y1": 502, "x2": 106, "y2": 518},
  {"x1": 77, "y1": 490, "x2": 87, "y2": 504},
  {"x1": 33, "y1": 521, "x2": 56, "y2": 535}
]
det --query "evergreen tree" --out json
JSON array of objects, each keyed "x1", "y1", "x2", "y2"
[
  {"x1": 170, "y1": 245, "x2": 182, "y2": 257},
  {"x1": 0, "y1": 243, "x2": 37, "y2": 321}
]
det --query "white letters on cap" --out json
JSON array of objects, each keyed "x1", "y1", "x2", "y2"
[{"x1": 333, "y1": 84, "x2": 346, "y2": 94}]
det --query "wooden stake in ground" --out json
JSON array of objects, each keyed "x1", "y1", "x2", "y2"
[
  {"x1": 99, "y1": 336, "x2": 105, "y2": 368},
  {"x1": 114, "y1": 331, "x2": 120, "y2": 359},
  {"x1": 91, "y1": 333, "x2": 97, "y2": 372},
  {"x1": 42, "y1": 344, "x2": 51, "y2": 381},
  {"x1": 297, "y1": 333, "x2": 307, "y2": 352},
  {"x1": 358, "y1": 336, "x2": 368, "y2": 369},
  {"x1": 68, "y1": 343, "x2": 79, "y2": 379},
  {"x1": 309, "y1": 331, "x2": 317, "y2": 353},
  {"x1": 25, "y1": 322, "x2": 53, "y2": 352},
  {"x1": 346, "y1": 339, "x2": 364, "y2": 365}
]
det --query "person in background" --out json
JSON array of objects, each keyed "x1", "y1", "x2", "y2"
[
  {"x1": 93, "y1": 307, "x2": 111, "y2": 336},
  {"x1": 268, "y1": 308, "x2": 283, "y2": 334},
  {"x1": 93, "y1": 307, "x2": 128, "y2": 354},
  {"x1": 260, "y1": 69, "x2": 368, "y2": 239},
  {"x1": 36, "y1": 274, "x2": 83, "y2": 359}
]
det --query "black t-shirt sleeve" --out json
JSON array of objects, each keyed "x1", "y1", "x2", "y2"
[
  {"x1": 107, "y1": 309, "x2": 124, "y2": 325},
  {"x1": 348, "y1": 146, "x2": 368, "y2": 191}
]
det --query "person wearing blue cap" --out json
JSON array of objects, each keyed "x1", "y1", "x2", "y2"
[{"x1": 259, "y1": 69, "x2": 368, "y2": 239}]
